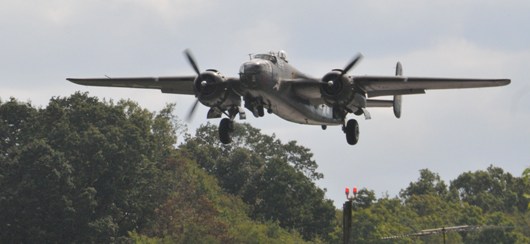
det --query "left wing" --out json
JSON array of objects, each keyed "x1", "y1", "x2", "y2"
[
  {"x1": 287, "y1": 76, "x2": 510, "y2": 102},
  {"x1": 67, "y1": 76, "x2": 196, "y2": 95},
  {"x1": 354, "y1": 76, "x2": 510, "y2": 97}
]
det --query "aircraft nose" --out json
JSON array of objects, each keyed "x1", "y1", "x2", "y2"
[
  {"x1": 241, "y1": 61, "x2": 263, "y2": 74},
  {"x1": 240, "y1": 61, "x2": 265, "y2": 87}
]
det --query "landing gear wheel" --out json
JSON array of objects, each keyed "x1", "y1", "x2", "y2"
[
  {"x1": 257, "y1": 105, "x2": 265, "y2": 117},
  {"x1": 345, "y1": 119, "x2": 359, "y2": 145},
  {"x1": 219, "y1": 118, "x2": 234, "y2": 144}
]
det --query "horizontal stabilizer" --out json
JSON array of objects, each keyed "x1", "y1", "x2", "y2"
[
  {"x1": 366, "y1": 97, "x2": 402, "y2": 118},
  {"x1": 366, "y1": 99, "x2": 393, "y2": 107}
]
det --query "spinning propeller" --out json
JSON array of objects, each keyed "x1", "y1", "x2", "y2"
[
  {"x1": 326, "y1": 53, "x2": 363, "y2": 87},
  {"x1": 184, "y1": 49, "x2": 203, "y2": 121},
  {"x1": 342, "y1": 53, "x2": 363, "y2": 75}
]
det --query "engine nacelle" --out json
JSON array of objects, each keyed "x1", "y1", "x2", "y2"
[
  {"x1": 195, "y1": 69, "x2": 238, "y2": 108},
  {"x1": 320, "y1": 69, "x2": 356, "y2": 107}
]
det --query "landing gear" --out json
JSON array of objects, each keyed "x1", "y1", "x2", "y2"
[
  {"x1": 353, "y1": 109, "x2": 363, "y2": 116},
  {"x1": 249, "y1": 105, "x2": 264, "y2": 118},
  {"x1": 343, "y1": 119, "x2": 359, "y2": 145},
  {"x1": 219, "y1": 118, "x2": 234, "y2": 144},
  {"x1": 257, "y1": 105, "x2": 265, "y2": 117},
  {"x1": 244, "y1": 96, "x2": 266, "y2": 118}
]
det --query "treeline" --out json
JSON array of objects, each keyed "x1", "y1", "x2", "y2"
[
  {"x1": 350, "y1": 167, "x2": 530, "y2": 243},
  {"x1": 0, "y1": 93, "x2": 333, "y2": 243},
  {"x1": 0, "y1": 93, "x2": 529, "y2": 243}
]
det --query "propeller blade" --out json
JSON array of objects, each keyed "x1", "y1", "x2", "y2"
[
  {"x1": 184, "y1": 49, "x2": 201, "y2": 76},
  {"x1": 342, "y1": 53, "x2": 363, "y2": 75},
  {"x1": 186, "y1": 99, "x2": 200, "y2": 122}
]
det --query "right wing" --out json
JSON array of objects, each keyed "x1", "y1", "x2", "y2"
[{"x1": 67, "y1": 76, "x2": 196, "y2": 95}]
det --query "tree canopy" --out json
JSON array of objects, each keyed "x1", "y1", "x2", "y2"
[
  {"x1": 180, "y1": 122, "x2": 335, "y2": 240},
  {"x1": 1, "y1": 93, "x2": 528, "y2": 243},
  {"x1": 0, "y1": 93, "x2": 326, "y2": 243},
  {"x1": 348, "y1": 167, "x2": 529, "y2": 243}
]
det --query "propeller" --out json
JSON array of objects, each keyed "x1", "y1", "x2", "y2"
[
  {"x1": 184, "y1": 49, "x2": 202, "y2": 122},
  {"x1": 184, "y1": 49, "x2": 201, "y2": 76},
  {"x1": 186, "y1": 99, "x2": 200, "y2": 122},
  {"x1": 327, "y1": 53, "x2": 363, "y2": 87},
  {"x1": 341, "y1": 53, "x2": 363, "y2": 76}
]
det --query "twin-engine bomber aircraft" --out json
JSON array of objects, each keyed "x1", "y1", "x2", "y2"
[{"x1": 68, "y1": 50, "x2": 510, "y2": 145}]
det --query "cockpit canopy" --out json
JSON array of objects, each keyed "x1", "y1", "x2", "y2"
[{"x1": 252, "y1": 50, "x2": 288, "y2": 63}]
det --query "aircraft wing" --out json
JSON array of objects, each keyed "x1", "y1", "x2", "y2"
[
  {"x1": 67, "y1": 76, "x2": 196, "y2": 95},
  {"x1": 354, "y1": 76, "x2": 511, "y2": 97},
  {"x1": 286, "y1": 76, "x2": 510, "y2": 104}
]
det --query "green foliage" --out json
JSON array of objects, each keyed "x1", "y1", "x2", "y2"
[
  {"x1": 351, "y1": 188, "x2": 376, "y2": 210},
  {"x1": 134, "y1": 152, "x2": 307, "y2": 243},
  {"x1": 1, "y1": 93, "x2": 180, "y2": 242},
  {"x1": 0, "y1": 93, "x2": 312, "y2": 243},
  {"x1": 400, "y1": 169, "x2": 448, "y2": 199},
  {"x1": 181, "y1": 122, "x2": 335, "y2": 241},
  {"x1": 1, "y1": 93, "x2": 528, "y2": 243},
  {"x1": 343, "y1": 167, "x2": 530, "y2": 243},
  {"x1": 450, "y1": 165, "x2": 528, "y2": 212},
  {"x1": 524, "y1": 167, "x2": 530, "y2": 210}
]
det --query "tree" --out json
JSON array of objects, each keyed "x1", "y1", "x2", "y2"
[
  {"x1": 400, "y1": 169, "x2": 448, "y2": 200},
  {"x1": 0, "y1": 93, "x2": 180, "y2": 242},
  {"x1": 463, "y1": 212, "x2": 519, "y2": 243},
  {"x1": 352, "y1": 188, "x2": 376, "y2": 210},
  {"x1": 143, "y1": 153, "x2": 309, "y2": 243},
  {"x1": 450, "y1": 165, "x2": 528, "y2": 212},
  {"x1": 0, "y1": 139, "x2": 76, "y2": 243},
  {"x1": 523, "y1": 168, "x2": 530, "y2": 210},
  {"x1": 346, "y1": 167, "x2": 530, "y2": 243},
  {"x1": 351, "y1": 197, "x2": 418, "y2": 243},
  {"x1": 0, "y1": 93, "x2": 316, "y2": 243},
  {"x1": 181, "y1": 122, "x2": 335, "y2": 241}
]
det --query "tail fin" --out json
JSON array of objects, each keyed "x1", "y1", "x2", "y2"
[{"x1": 393, "y1": 62, "x2": 403, "y2": 118}]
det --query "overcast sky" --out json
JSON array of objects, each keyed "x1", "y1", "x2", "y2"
[{"x1": 2, "y1": 0, "x2": 529, "y2": 207}]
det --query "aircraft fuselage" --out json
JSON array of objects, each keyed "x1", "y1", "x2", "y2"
[{"x1": 238, "y1": 53, "x2": 342, "y2": 126}]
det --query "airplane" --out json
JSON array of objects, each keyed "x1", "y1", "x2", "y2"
[{"x1": 67, "y1": 50, "x2": 510, "y2": 145}]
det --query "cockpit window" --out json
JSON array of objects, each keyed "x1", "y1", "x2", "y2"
[{"x1": 253, "y1": 54, "x2": 277, "y2": 63}]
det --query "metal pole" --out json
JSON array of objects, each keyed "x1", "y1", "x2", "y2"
[{"x1": 343, "y1": 200, "x2": 352, "y2": 244}]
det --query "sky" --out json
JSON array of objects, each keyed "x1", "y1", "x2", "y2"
[{"x1": 2, "y1": 0, "x2": 529, "y2": 207}]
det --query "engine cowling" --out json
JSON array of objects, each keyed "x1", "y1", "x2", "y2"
[
  {"x1": 320, "y1": 69, "x2": 356, "y2": 107},
  {"x1": 195, "y1": 69, "x2": 236, "y2": 108}
]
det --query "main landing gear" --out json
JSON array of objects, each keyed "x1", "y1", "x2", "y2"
[
  {"x1": 343, "y1": 119, "x2": 359, "y2": 145},
  {"x1": 219, "y1": 118, "x2": 234, "y2": 144},
  {"x1": 218, "y1": 106, "x2": 243, "y2": 144}
]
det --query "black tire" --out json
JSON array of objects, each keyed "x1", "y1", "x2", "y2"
[
  {"x1": 219, "y1": 118, "x2": 233, "y2": 144},
  {"x1": 257, "y1": 106, "x2": 265, "y2": 117},
  {"x1": 345, "y1": 119, "x2": 359, "y2": 145}
]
